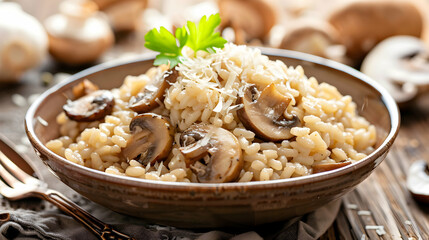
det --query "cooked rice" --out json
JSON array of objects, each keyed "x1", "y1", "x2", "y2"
[{"x1": 46, "y1": 43, "x2": 376, "y2": 183}]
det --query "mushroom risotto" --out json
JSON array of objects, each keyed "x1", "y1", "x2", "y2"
[{"x1": 46, "y1": 43, "x2": 376, "y2": 183}]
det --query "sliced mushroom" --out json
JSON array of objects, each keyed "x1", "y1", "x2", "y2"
[
  {"x1": 122, "y1": 113, "x2": 173, "y2": 166},
  {"x1": 179, "y1": 124, "x2": 243, "y2": 183},
  {"x1": 361, "y1": 36, "x2": 429, "y2": 107},
  {"x1": 237, "y1": 84, "x2": 300, "y2": 142},
  {"x1": 72, "y1": 79, "x2": 99, "y2": 99},
  {"x1": 129, "y1": 69, "x2": 178, "y2": 113},
  {"x1": 63, "y1": 90, "x2": 114, "y2": 122},
  {"x1": 407, "y1": 160, "x2": 429, "y2": 204},
  {"x1": 312, "y1": 160, "x2": 352, "y2": 174}
]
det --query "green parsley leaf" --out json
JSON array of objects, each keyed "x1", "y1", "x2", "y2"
[
  {"x1": 144, "y1": 26, "x2": 180, "y2": 56},
  {"x1": 144, "y1": 14, "x2": 227, "y2": 68},
  {"x1": 186, "y1": 14, "x2": 227, "y2": 52}
]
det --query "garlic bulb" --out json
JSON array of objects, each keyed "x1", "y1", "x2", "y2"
[{"x1": 0, "y1": 2, "x2": 48, "y2": 82}]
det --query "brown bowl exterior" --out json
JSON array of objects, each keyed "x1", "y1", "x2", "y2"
[{"x1": 25, "y1": 49, "x2": 400, "y2": 228}]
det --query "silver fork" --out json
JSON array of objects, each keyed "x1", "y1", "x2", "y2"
[{"x1": 0, "y1": 139, "x2": 135, "y2": 240}]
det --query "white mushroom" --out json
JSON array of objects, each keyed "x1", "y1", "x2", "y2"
[
  {"x1": 361, "y1": 36, "x2": 429, "y2": 107},
  {"x1": 0, "y1": 2, "x2": 48, "y2": 82},
  {"x1": 179, "y1": 124, "x2": 243, "y2": 183},
  {"x1": 44, "y1": 0, "x2": 114, "y2": 65},
  {"x1": 407, "y1": 160, "x2": 429, "y2": 204}
]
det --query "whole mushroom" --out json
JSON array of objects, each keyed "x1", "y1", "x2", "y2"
[
  {"x1": 179, "y1": 124, "x2": 243, "y2": 183},
  {"x1": 218, "y1": 0, "x2": 276, "y2": 44},
  {"x1": 0, "y1": 2, "x2": 48, "y2": 82},
  {"x1": 279, "y1": 19, "x2": 340, "y2": 59},
  {"x1": 44, "y1": 0, "x2": 114, "y2": 65},
  {"x1": 361, "y1": 36, "x2": 429, "y2": 107},
  {"x1": 237, "y1": 84, "x2": 300, "y2": 142},
  {"x1": 92, "y1": 0, "x2": 147, "y2": 32},
  {"x1": 407, "y1": 160, "x2": 429, "y2": 204},
  {"x1": 122, "y1": 113, "x2": 174, "y2": 166},
  {"x1": 328, "y1": 0, "x2": 423, "y2": 64}
]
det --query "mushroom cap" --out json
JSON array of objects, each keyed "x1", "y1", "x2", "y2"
[
  {"x1": 218, "y1": 0, "x2": 276, "y2": 42},
  {"x1": 237, "y1": 84, "x2": 299, "y2": 142},
  {"x1": 44, "y1": 0, "x2": 114, "y2": 65},
  {"x1": 122, "y1": 113, "x2": 174, "y2": 166},
  {"x1": 361, "y1": 36, "x2": 428, "y2": 106},
  {"x1": 179, "y1": 124, "x2": 243, "y2": 183},
  {"x1": 407, "y1": 160, "x2": 429, "y2": 204},
  {"x1": 0, "y1": 2, "x2": 48, "y2": 81},
  {"x1": 129, "y1": 69, "x2": 178, "y2": 113},
  {"x1": 94, "y1": 0, "x2": 148, "y2": 32},
  {"x1": 279, "y1": 19, "x2": 339, "y2": 58},
  {"x1": 63, "y1": 89, "x2": 115, "y2": 122},
  {"x1": 328, "y1": 0, "x2": 423, "y2": 63}
]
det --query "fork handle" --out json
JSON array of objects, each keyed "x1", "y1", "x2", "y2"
[{"x1": 36, "y1": 190, "x2": 135, "y2": 240}]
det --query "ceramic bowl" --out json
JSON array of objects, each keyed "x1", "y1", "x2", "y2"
[{"x1": 25, "y1": 48, "x2": 400, "y2": 228}]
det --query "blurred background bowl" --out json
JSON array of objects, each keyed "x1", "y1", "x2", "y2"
[{"x1": 25, "y1": 48, "x2": 399, "y2": 228}]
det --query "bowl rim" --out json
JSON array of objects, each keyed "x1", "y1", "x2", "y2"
[{"x1": 25, "y1": 48, "x2": 400, "y2": 191}]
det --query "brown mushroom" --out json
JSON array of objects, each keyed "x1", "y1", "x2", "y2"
[
  {"x1": 129, "y1": 69, "x2": 178, "y2": 113},
  {"x1": 122, "y1": 113, "x2": 174, "y2": 166},
  {"x1": 407, "y1": 160, "x2": 429, "y2": 204},
  {"x1": 92, "y1": 0, "x2": 147, "y2": 32},
  {"x1": 72, "y1": 79, "x2": 99, "y2": 99},
  {"x1": 179, "y1": 124, "x2": 243, "y2": 183},
  {"x1": 63, "y1": 90, "x2": 114, "y2": 122},
  {"x1": 361, "y1": 36, "x2": 429, "y2": 107},
  {"x1": 237, "y1": 84, "x2": 300, "y2": 142},
  {"x1": 44, "y1": 0, "x2": 114, "y2": 65},
  {"x1": 328, "y1": 0, "x2": 423, "y2": 64},
  {"x1": 218, "y1": 0, "x2": 276, "y2": 44},
  {"x1": 279, "y1": 19, "x2": 339, "y2": 58},
  {"x1": 312, "y1": 160, "x2": 352, "y2": 174}
]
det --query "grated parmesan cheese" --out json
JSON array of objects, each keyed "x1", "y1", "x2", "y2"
[{"x1": 165, "y1": 43, "x2": 302, "y2": 131}]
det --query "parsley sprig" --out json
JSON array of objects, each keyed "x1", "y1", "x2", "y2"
[{"x1": 144, "y1": 14, "x2": 227, "y2": 68}]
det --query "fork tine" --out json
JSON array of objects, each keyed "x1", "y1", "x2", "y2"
[
  {"x1": 0, "y1": 176, "x2": 14, "y2": 197},
  {"x1": 0, "y1": 150, "x2": 39, "y2": 186},
  {"x1": 0, "y1": 160, "x2": 22, "y2": 188}
]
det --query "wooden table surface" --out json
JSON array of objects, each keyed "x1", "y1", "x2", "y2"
[{"x1": 2, "y1": 1, "x2": 429, "y2": 239}]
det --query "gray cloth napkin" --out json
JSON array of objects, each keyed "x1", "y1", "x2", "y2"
[{"x1": 0, "y1": 198, "x2": 341, "y2": 240}]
